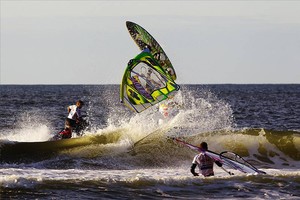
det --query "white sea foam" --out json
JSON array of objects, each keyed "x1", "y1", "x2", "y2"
[
  {"x1": 0, "y1": 167, "x2": 298, "y2": 188},
  {"x1": 0, "y1": 125, "x2": 51, "y2": 142}
]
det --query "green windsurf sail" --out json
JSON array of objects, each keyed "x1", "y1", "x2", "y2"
[
  {"x1": 126, "y1": 21, "x2": 177, "y2": 81},
  {"x1": 120, "y1": 51, "x2": 180, "y2": 113}
]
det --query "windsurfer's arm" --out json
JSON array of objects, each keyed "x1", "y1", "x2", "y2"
[{"x1": 190, "y1": 163, "x2": 199, "y2": 176}]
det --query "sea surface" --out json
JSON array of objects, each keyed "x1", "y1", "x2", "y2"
[{"x1": 0, "y1": 84, "x2": 299, "y2": 199}]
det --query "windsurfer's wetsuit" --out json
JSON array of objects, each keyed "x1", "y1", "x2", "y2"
[{"x1": 191, "y1": 153, "x2": 217, "y2": 177}]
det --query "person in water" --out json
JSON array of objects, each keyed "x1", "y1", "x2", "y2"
[
  {"x1": 60, "y1": 100, "x2": 85, "y2": 138},
  {"x1": 190, "y1": 142, "x2": 222, "y2": 177}
]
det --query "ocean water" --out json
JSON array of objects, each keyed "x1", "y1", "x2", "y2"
[{"x1": 0, "y1": 84, "x2": 299, "y2": 199}]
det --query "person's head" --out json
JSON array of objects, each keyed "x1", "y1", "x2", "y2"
[
  {"x1": 200, "y1": 142, "x2": 208, "y2": 150},
  {"x1": 76, "y1": 100, "x2": 84, "y2": 108}
]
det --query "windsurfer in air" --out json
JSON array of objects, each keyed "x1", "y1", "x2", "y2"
[
  {"x1": 158, "y1": 95, "x2": 181, "y2": 125},
  {"x1": 190, "y1": 142, "x2": 222, "y2": 177}
]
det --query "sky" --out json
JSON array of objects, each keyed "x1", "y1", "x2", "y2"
[{"x1": 1, "y1": 0, "x2": 300, "y2": 84}]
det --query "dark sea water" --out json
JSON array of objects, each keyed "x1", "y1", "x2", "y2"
[{"x1": 0, "y1": 84, "x2": 299, "y2": 199}]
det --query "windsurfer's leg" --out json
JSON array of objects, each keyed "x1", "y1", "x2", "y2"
[{"x1": 65, "y1": 118, "x2": 76, "y2": 133}]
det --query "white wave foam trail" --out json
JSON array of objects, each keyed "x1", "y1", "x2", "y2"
[
  {"x1": 0, "y1": 109, "x2": 54, "y2": 142},
  {"x1": 0, "y1": 167, "x2": 291, "y2": 186},
  {"x1": 0, "y1": 167, "x2": 298, "y2": 199},
  {"x1": 105, "y1": 87, "x2": 235, "y2": 142},
  {"x1": 0, "y1": 125, "x2": 51, "y2": 142}
]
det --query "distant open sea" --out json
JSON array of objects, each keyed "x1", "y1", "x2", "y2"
[{"x1": 0, "y1": 84, "x2": 299, "y2": 199}]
